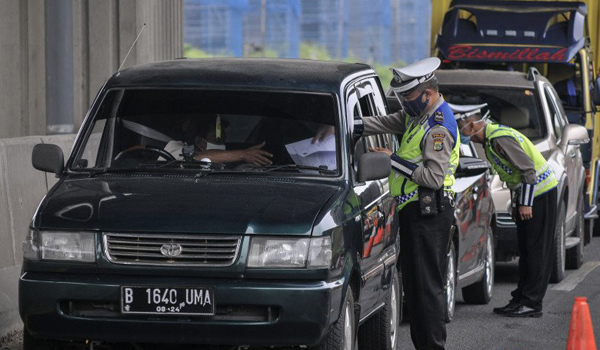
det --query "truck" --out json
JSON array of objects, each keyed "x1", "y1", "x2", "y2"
[{"x1": 432, "y1": 0, "x2": 600, "y2": 246}]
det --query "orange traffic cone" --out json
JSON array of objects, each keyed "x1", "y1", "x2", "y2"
[{"x1": 566, "y1": 297, "x2": 597, "y2": 350}]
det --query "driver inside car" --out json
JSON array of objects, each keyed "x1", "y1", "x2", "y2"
[{"x1": 128, "y1": 115, "x2": 273, "y2": 166}]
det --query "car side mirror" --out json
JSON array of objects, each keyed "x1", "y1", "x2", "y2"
[
  {"x1": 456, "y1": 156, "x2": 490, "y2": 177},
  {"x1": 357, "y1": 152, "x2": 391, "y2": 182},
  {"x1": 32, "y1": 144, "x2": 64, "y2": 176},
  {"x1": 594, "y1": 77, "x2": 600, "y2": 106},
  {"x1": 560, "y1": 124, "x2": 589, "y2": 148}
]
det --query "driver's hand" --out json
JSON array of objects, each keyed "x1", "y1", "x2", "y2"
[
  {"x1": 312, "y1": 125, "x2": 335, "y2": 144},
  {"x1": 369, "y1": 147, "x2": 392, "y2": 156},
  {"x1": 241, "y1": 142, "x2": 273, "y2": 166},
  {"x1": 519, "y1": 206, "x2": 533, "y2": 220}
]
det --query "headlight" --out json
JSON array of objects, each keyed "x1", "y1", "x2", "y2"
[
  {"x1": 248, "y1": 236, "x2": 332, "y2": 268},
  {"x1": 23, "y1": 230, "x2": 96, "y2": 262},
  {"x1": 22, "y1": 230, "x2": 40, "y2": 261}
]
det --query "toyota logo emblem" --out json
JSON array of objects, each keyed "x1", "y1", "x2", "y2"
[{"x1": 160, "y1": 243, "x2": 182, "y2": 257}]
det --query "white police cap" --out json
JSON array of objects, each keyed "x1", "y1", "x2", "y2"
[
  {"x1": 390, "y1": 57, "x2": 441, "y2": 95},
  {"x1": 448, "y1": 103, "x2": 489, "y2": 121}
]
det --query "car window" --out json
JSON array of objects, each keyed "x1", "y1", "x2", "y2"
[
  {"x1": 440, "y1": 86, "x2": 547, "y2": 141},
  {"x1": 347, "y1": 82, "x2": 385, "y2": 176},
  {"x1": 544, "y1": 85, "x2": 565, "y2": 140},
  {"x1": 71, "y1": 88, "x2": 340, "y2": 176}
]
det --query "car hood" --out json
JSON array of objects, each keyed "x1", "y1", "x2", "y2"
[{"x1": 36, "y1": 175, "x2": 340, "y2": 235}]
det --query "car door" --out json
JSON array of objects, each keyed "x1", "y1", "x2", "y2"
[
  {"x1": 545, "y1": 84, "x2": 580, "y2": 230},
  {"x1": 454, "y1": 142, "x2": 490, "y2": 278},
  {"x1": 363, "y1": 76, "x2": 400, "y2": 301},
  {"x1": 346, "y1": 79, "x2": 397, "y2": 317}
]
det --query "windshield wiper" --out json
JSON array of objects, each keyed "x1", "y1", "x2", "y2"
[{"x1": 260, "y1": 164, "x2": 337, "y2": 175}]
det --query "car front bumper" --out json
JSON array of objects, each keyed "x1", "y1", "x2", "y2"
[{"x1": 20, "y1": 272, "x2": 345, "y2": 346}]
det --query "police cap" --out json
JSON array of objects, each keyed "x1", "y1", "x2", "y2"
[{"x1": 389, "y1": 57, "x2": 441, "y2": 96}]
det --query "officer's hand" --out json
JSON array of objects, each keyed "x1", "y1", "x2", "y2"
[
  {"x1": 519, "y1": 206, "x2": 533, "y2": 220},
  {"x1": 312, "y1": 125, "x2": 335, "y2": 144},
  {"x1": 241, "y1": 142, "x2": 273, "y2": 166},
  {"x1": 369, "y1": 147, "x2": 392, "y2": 156}
]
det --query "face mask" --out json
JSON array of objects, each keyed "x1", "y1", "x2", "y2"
[
  {"x1": 206, "y1": 141, "x2": 226, "y2": 151},
  {"x1": 403, "y1": 90, "x2": 430, "y2": 118},
  {"x1": 460, "y1": 133, "x2": 471, "y2": 145}
]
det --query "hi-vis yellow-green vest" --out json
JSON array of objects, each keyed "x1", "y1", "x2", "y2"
[
  {"x1": 484, "y1": 124, "x2": 558, "y2": 205},
  {"x1": 391, "y1": 102, "x2": 460, "y2": 211}
]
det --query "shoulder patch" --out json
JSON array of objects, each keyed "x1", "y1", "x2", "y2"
[
  {"x1": 433, "y1": 133, "x2": 444, "y2": 151},
  {"x1": 494, "y1": 142, "x2": 507, "y2": 158},
  {"x1": 434, "y1": 111, "x2": 444, "y2": 123}
]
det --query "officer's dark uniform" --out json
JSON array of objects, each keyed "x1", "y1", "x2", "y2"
[{"x1": 363, "y1": 57, "x2": 459, "y2": 350}]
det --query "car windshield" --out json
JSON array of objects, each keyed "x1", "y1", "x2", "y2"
[
  {"x1": 440, "y1": 86, "x2": 547, "y2": 141},
  {"x1": 72, "y1": 89, "x2": 340, "y2": 176}
]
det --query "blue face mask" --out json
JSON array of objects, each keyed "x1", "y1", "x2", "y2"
[
  {"x1": 460, "y1": 133, "x2": 471, "y2": 145},
  {"x1": 403, "y1": 90, "x2": 430, "y2": 118}
]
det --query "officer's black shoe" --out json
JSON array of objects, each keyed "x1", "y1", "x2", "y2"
[
  {"x1": 493, "y1": 301, "x2": 520, "y2": 314},
  {"x1": 504, "y1": 305, "x2": 543, "y2": 318}
]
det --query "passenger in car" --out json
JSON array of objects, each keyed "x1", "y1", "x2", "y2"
[{"x1": 452, "y1": 103, "x2": 558, "y2": 318}]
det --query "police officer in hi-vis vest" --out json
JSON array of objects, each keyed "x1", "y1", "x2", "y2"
[
  {"x1": 450, "y1": 103, "x2": 558, "y2": 318},
  {"x1": 365, "y1": 57, "x2": 459, "y2": 350}
]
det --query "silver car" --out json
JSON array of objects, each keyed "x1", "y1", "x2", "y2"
[{"x1": 436, "y1": 68, "x2": 589, "y2": 283}]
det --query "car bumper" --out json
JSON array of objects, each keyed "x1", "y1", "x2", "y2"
[{"x1": 20, "y1": 272, "x2": 345, "y2": 346}]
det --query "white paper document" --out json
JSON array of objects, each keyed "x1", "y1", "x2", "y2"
[{"x1": 285, "y1": 136, "x2": 337, "y2": 169}]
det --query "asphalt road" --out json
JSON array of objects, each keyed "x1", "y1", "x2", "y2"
[{"x1": 4, "y1": 237, "x2": 600, "y2": 350}]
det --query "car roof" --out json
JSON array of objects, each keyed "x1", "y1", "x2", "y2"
[
  {"x1": 436, "y1": 69, "x2": 549, "y2": 89},
  {"x1": 106, "y1": 58, "x2": 373, "y2": 93}
]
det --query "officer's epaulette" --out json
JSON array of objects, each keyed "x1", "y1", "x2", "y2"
[{"x1": 434, "y1": 111, "x2": 444, "y2": 123}]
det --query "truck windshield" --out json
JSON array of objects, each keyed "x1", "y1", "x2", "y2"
[
  {"x1": 71, "y1": 89, "x2": 340, "y2": 176},
  {"x1": 440, "y1": 86, "x2": 547, "y2": 141}
]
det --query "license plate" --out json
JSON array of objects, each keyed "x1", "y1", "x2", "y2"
[{"x1": 121, "y1": 286, "x2": 215, "y2": 316}]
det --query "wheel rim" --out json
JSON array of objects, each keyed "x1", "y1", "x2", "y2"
[
  {"x1": 344, "y1": 300, "x2": 353, "y2": 350},
  {"x1": 485, "y1": 233, "x2": 494, "y2": 297},
  {"x1": 390, "y1": 281, "x2": 398, "y2": 349},
  {"x1": 446, "y1": 249, "x2": 455, "y2": 318}
]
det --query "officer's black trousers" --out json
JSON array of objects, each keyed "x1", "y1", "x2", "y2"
[
  {"x1": 510, "y1": 188, "x2": 557, "y2": 311},
  {"x1": 399, "y1": 202, "x2": 454, "y2": 350}
]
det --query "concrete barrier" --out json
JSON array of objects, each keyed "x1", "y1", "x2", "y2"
[{"x1": 0, "y1": 134, "x2": 75, "y2": 339}]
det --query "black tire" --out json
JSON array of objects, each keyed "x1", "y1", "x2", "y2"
[
  {"x1": 462, "y1": 229, "x2": 495, "y2": 304},
  {"x1": 584, "y1": 217, "x2": 593, "y2": 245},
  {"x1": 566, "y1": 195, "x2": 585, "y2": 269},
  {"x1": 315, "y1": 288, "x2": 356, "y2": 350},
  {"x1": 358, "y1": 269, "x2": 402, "y2": 350},
  {"x1": 23, "y1": 328, "x2": 60, "y2": 350},
  {"x1": 594, "y1": 216, "x2": 600, "y2": 237},
  {"x1": 550, "y1": 203, "x2": 567, "y2": 283},
  {"x1": 445, "y1": 241, "x2": 457, "y2": 323}
]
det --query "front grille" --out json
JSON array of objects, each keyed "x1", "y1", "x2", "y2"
[{"x1": 103, "y1": 233, "x2": 242, "y2": 267}]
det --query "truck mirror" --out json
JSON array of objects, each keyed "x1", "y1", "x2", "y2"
[
  {"x1": 357, "y1": 152, "x2": 391, "y2": 182},
  {"x1": 32, "y1": 144, "x2": 64, "y2": 176}
]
